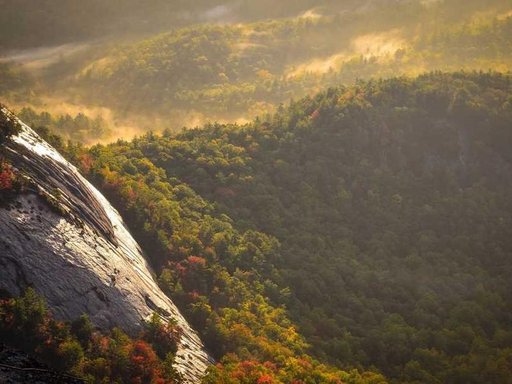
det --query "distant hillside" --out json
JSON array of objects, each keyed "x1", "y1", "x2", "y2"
[
  {"x1": 80, "y1": 72, "x2": 512, "y2": 383},
  {"x1": 1, "y1": 0, "x2": 511, "y2": 141},
  {"x1": 0, "y1": 0, "x2": 364, "y2": 50},
  {"x1": 0, "y1": 0, "x2": 215, "y2": 50},
  {"x1": 66, "y1": 0, "x2": 512, "y2": 129}
]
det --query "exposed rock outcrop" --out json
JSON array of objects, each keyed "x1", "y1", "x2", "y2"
[{"x1": 0, "y1": 109, "x2": 211, "y2": 383}]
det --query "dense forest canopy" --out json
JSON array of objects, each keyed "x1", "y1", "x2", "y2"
[
  {"x1": 1, "y1": 1, "x2": 512, "y2": 383},
  {"x1": 65, "y1": 72, "x2": 512, "y2": 384},
  {"x1": 73, "y1": 8, "x2": 512, "y2": 117},
  {"x1": 1, "y1": 0, "x2": 511, "y2": 138}
]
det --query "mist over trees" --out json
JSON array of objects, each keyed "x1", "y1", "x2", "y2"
[
  {"x1": 1, "y1": 1, "x2": 512, "y2": 383},
  {"x1": 64, "y1": 72, "x2": 512, "y2": 384},
  {"x1": 1, "y1": 0, "x2": 510, "y2": 136},
  {"x1": 0, "y1": 0, "x2": 364, "y2": 49}
]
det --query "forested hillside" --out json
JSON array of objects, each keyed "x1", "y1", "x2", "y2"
[
  {"x1": 2, "y1": 0, "x2": 511, "y2": 140},
  {"x1": 2, "y1": 1, "x2": 512, "y2": 383},
  {"x1": 67, "y1": 72, "x2": 512, "y2": 383},
  {"x1": 66, "y1": 0, "x2": 512, "y2": 128},
  {"x1": 0, "y1": 0, "x2": 362, "y2": 50}
]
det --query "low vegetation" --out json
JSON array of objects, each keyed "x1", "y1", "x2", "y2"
[
  {"x1": 0, "y1": 289, "x2": 182, "y2": 384},
  {"x1": 0, "y1": 107, "x2": 21, "y2": 143}
]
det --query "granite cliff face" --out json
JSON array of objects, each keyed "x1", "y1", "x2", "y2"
[{"x1": 0, "y1": 109, "x2": 211, "y2": 383}]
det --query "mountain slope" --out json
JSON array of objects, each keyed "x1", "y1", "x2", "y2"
[
  {"x1": 60, "y1": 0, "x2": 511, "y2": 129},
  {"x1": 0, "y1": 0, "x2": 377, "y2": 50},
  {"x1": 82, "y1": 72, "x2": 512, "y2": 383},
  {"x1": 0, "y1": 108, "x2": 210, "y2": 383}
]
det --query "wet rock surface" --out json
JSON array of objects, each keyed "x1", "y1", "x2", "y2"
[{"x1": 0, "y1": 110, "x2": 211, "y2": 382}]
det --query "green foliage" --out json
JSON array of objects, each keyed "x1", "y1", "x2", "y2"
[
  {"x1": 0, "y1": 109, "x2": 23, "y2": 200},
  {"x1": 62, "y1": 0, "x2": 512, "y2": 127},
  {"x1": 81, "y1": 72, "x2": 512, "y2": 383},
  {"x1": 71, "y1": 314, "x2": 94, "y2": 349},
  {"x1": 0, "y1": 107, "x2": 21, "y2": 143},
  {"x1": 2, "y1": 0, "x2": 511, "y2": 134},
  {"x1": 79, "y1": 110, "x2": 384, "y2": 381},
  {"x1": 143, "y1": 313, "x2": 180, "y2": 360},
  {"x1": 76, "y1": 20, "x2": 321, "y2": 117},
  {"x1": 57, "y1": 339, "x2": 85, "y2": 372},
  {"x1": 0, "y1": 159, "x2": 25, "y2": 205},
  {"x1": 0, "y1": 289, "x2": 183, "y2": 383},
  {"x1": 18, "y1": 108, "x2": 111, "y2": 144},
  {"x1": 4, "y1": 2, "x2": 512, "y2": 382}
]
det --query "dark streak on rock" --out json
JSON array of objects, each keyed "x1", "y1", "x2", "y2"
[
  {"x1": 0, "y1": 257, "x2": 30, "y2": 291},
  {"x1": 144, "y1": 294, "x2": 171, "y2": 317},
  {"x1": 92, "y1": 287, "x2": 109, "y2": 305},
  {"x1": 2, "y1": 140, "x2": 118, "y2": 247}
]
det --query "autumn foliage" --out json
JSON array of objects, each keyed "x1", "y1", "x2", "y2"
[
  {"x1": 0, "y1": 289, "x2": 182, "y2": 383},
  {"x1": 0, "y1": 161, "x2": 14, "y2": 190}
]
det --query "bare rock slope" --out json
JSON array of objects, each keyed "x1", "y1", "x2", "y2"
[{"x1": 0, "y1": 109, "x2": 211, "y2": 383}]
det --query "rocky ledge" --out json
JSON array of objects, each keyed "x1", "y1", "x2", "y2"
[{"x1": 0, "y1": 108, "x2": 211, "y2": 383}]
